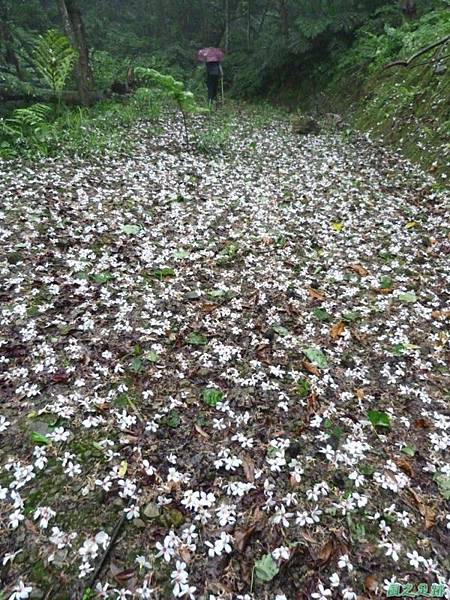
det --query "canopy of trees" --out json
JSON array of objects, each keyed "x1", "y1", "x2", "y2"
[{"x1": 1, "y1": 0, "x2": 447, "y2": 104}]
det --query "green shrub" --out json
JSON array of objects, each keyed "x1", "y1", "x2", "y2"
[
  {"x1": 32, "y1": 29, "x2": 77, "y2": 106},
  {"x1": 135, "y1": 67, "x2": 206, "y2": 146}
]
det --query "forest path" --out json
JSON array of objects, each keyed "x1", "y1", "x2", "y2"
[{"x1": 1, "y1": 108, "x2": 449, "y2": 599}]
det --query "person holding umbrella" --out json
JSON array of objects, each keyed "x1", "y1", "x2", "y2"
[{"x1": 197, "y1": 47, "x2": 225, "y2": 106}]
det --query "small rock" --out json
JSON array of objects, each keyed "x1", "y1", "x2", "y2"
[
  {"x1": 133, "y1": 518, "x2": 146, "y2": 529},
  {"x1": 184, "y1": 290, "x2": 202, "y2": 300},
  {"x1": 292, "y1": 114, "x2": 321, "y2": 135},
  {"x1": 143, "y1": 502, "x2": 161, "y2": 519},
  {"x1": 30, "y1": 589, "x2": 45, "y2": 600},
  {"x1": 27, "y1": 420, "x2": 51, "y2": 436}
]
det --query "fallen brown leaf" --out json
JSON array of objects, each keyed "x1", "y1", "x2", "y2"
[
  {"x1": 414, "y1": 418, "x2": 431, "y2": 429},
  {"x1": 194, "y1": 423, "x2": 210, "y2": 439},
  {"x1": 330, "y1": 321, "x2": 345, "y2": 340},
  {"x1": 307, "y1": 287, "x2": 326, "y2": 301},
  {"x1": 355, "y1": 388, "x2": 365, "y2": 400},
  {"x1": 350, "y1": 263, "x2": 369, "y2": 277},
  {"x1": 302, "y1": 360, "x2": 320, "y2": 376},
  {"x1": 395, "y1": 457, "x2": 413, "y2": 478},
  {"x1": 201, "y1": 303, "x2": 217, "y2": 314},
  {"x1": 48, "y1": 371, "x2": 69, "y2": 383},
  {"x1": 178, "y1": 546, "x2": 191, "y2": 563},
  {"x1": 409, "y1": 489, "x2": 436, "y2": 529},
  {"x1": 364, "y1": 576, "x2": 378, "y2": 593},
  {"x1": 256, "y1": 343, "x2": 271, "y2": 365},
  {"x1": 242, "y1": 455, "x2": 255, "y2": 483},
  {"x1": 307, "y1": 392, "x2": 319, "y2": 418},
  {"x1": 318, "y1": 539, "x2": 334, "y2": 564},
  {"x1": 431, "y1": 310, "x2": 450, "y2": 319},
  {"x1": 114, "y1": 568, "x2": 135, "y2": 584},
  {"x1": 300, "y1": 531, "x2": 317, "y2": 545},
  {"x1": 234, "y1": 524, "x2": 257, "y2": 552}
]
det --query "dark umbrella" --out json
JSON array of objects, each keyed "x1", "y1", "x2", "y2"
[{"x1": 197, "y1": 47, "x2": 225, "y2": 63}]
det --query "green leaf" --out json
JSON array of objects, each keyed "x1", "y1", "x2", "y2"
[
  {"x1": 272, "y1": 324, "x2": 289, "y2": 336},
  {"x1": 380, "y1": 276, "x2": 393, "y2": 289},
  {"x1": 209, "y1": 289, "x2": 226, "y2": 298},
  {"x1": 153, "y1": 267, "x2": 175, "y2": 279},
  {"x1": 433, "y1": 473, "x2": 450, "y2": 499},
  {"x1": 75, "y1": 271, "x2": 89, "y2": 280},
  {"x1": 33, "y1": 30, "x2": 76, "y2": 97},
  {"x1": 145, "y1": 351, "x2": 159, "y2": 363},
  {"x1": 303, "y1": 347, "x2": 328, "y2": 368},
  {"x1": 122, "y1": 224, "x2": 141, "y2": 235},
  {"x1": 186, "y1": 332, "x2": 208, "y2": 346},
  {"x1": 402, "y1": 445, "x2": 416, "y2": 457},
  {"x1": 166, "y1": 411, "x2": 181, "y2": 428},
  {"x1": 367, "y1": 410, "x2": 390, "y2": 429},
  {"x1": 202, "y1": 388, "x2": 223, "y2": 407},
  {"x1": 224, "y1": 243, "x2": 238, "y2": 257},
  {"x1": 342, "y1": 311, "x2": 361, "y2": 322},
  {"x1": 296, "y1": 378, "x2": 311, "y2": 398},
  {"x1": 313, "y1": 307, "x2": 331, "y2": 322},
  {"x1": 399, "y1": 292, "x2": 417, "y2": 303},
  {"x1": 254, "y1": 554, "x2": 279, "y2": 583},
  {"x1": 91, "y1": 272, "x2": 114, "y2": 284},
  {"x1": 130, "y1": 357, "x2": 143, "y2": 372},
  {"x1": 31, "y1": 431, "x2": 50, "y2": 445},
  {"x1": 391, "y1": 343, "x2": 407, "y2": 355},
  {"x1": 360, "y1": 463, "x2": 375, "y2": 476},
  {"x1": 184, "y1": 291, "x2": 202, "y2": 300},
  {"x1": 174, "y1": 249, "x2": 189, "y2": 259}
]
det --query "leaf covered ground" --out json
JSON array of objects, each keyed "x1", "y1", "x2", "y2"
[{"x1": 0, "y1": 108, "x2": 449, "y2": 600}]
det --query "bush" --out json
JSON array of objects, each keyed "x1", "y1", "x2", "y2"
[{"x1": 0, "y1": 90, "x2": 163, "y2": 160}]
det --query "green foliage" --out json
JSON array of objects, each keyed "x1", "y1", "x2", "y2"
[
  {"x1": 0, "y1": 89, "x2": 163, "y2": 160},
  {"x1": 434, "y1": 473, "x2": 450, "y2": 499},
  {"x1": 135, "y1": 67, "x2": 206, "y2": 146},
  {"x1": 0, "y1": 103, "x2": 52, "y2": 157},
  {"x1": 135, "y1": 67, "x2": 203, "y2": 116},
  {"x1": 253, "y1": 554, "x2": 279, "y2": 583},
  {"x1": 367, "y1": 410, "x2": 391, "y2": 429},
  {"x1": 195, "y1": 120, "x2": 231, "y2": 155},
  {"x1": 202, "y1": 388, "x2": 223, "y2": 407},
  {"x1": 91, "y1": 50, "x2": 129, "y2": 90},
  {"x1": 303, "y1": 347, "x2": 328, "y2": 368},
  {"x1": 32, "y1": 29, "x2": 77, "y2": 103}
]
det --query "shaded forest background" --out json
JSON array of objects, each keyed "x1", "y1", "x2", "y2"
[{"x1": 1, "y1": 0, "x2": 449, "y2": 174}]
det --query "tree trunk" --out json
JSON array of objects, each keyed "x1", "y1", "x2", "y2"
[
  {"x1": 56, "y1": 0, "x2": 93, "y2": 105},
  {"x1": 279, "y1": 0, "x2": 290, "y2": 42},
  {"x1": 225, "y1": 0, "x2": 230, "y2": 52},
  {"x1": 256, "y1": 0, "x2": 271, "y2": 37},
  {"x1": 402, "y1": 0, "x2": 417, "y2": 19},
  {"x1": 0, "y1": 0, "x2": 22, "y2": 79},
  {"x1": 0, "y1": 85, "x2": 103, "y2": 105},
  {"x1": 247, "y1": 0, "x2": 251, "y2": 49}
]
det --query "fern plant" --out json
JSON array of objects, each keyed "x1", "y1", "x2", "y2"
[
  {"x1": 33, "y1": 29, "x2": 77, "y2": 107},
  {"x1": 134, "y1": 67, "x2": 206, "y2": 146},
  {"x1": 0, "y1": 104, "x2": 53, "y2": 157}
]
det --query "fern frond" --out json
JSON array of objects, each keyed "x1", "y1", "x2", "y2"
[{"x1": 33, "y1": 29, "x2": 77, "y2": 99}]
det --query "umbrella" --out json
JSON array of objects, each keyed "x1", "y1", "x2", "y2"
[{"x1": 197, "y1": 47, "x2": 225, "y2": 63}]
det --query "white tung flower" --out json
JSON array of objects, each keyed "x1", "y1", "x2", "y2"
[{"x1": 8, "y1": 580, "x2": 33, "y2": 600}]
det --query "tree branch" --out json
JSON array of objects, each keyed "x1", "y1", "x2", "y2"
[{"x1": 384, "y1": 34, "x2": 450, "y2": 69}]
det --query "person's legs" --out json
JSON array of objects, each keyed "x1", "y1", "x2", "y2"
[
  {"x1": 207, "y1": 75, "x2": 219, "y2": 103},
  {"x1": 207, "y1": 76, "x2": 215, "y2": 103},
  {"x1": 212, "y1": 75, "x2": 219, "y2": 101}
]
